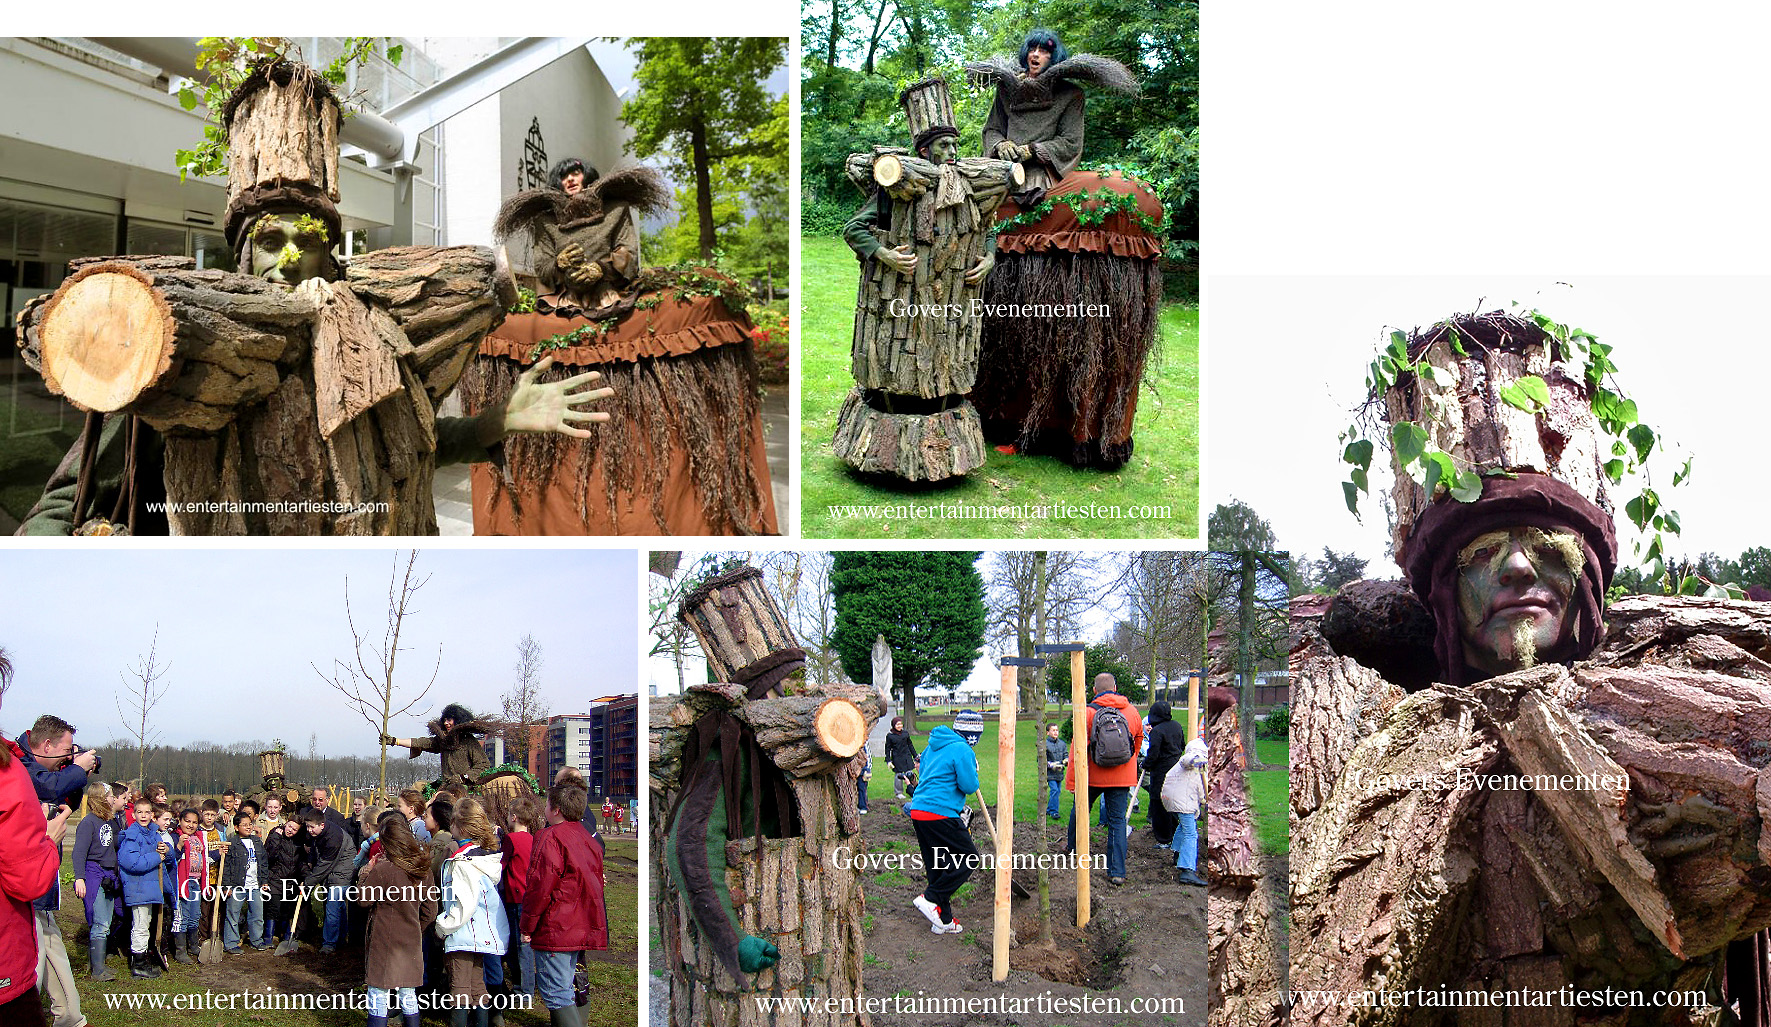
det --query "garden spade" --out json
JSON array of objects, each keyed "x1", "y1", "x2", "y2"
[
  {"x1": 200, "y1": 846, "x2": 226, "y2": 963},
  {"x1": 275, "y1": 886, "x2": 304, "y2": 956},
  {"x1": 972, "y1": 792, "x2": 1030, "y2": 899}
]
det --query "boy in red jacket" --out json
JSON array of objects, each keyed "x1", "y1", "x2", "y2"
[
  {"x1": 1, "y1": 652, "x2": 63, "y2": 1024},
  {"x1": 520, "y1": 781, "x2": 607, "y2": 1027}
]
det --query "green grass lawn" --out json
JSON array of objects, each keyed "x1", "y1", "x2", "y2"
[
  {"x1": 798, "y1": 234, "x2": 1199, "y2": 539},
  {"x1": 1248, "y1": 739, "x2": 1290, "y2": 857}
]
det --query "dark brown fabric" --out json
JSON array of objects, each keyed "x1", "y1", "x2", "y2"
[
  {"x1": 356, "y1": 861, "x2": 434, "y2": 989},
  {"x1": 1403, "y1": 473, "x2": 1618, "y2": 685},
  {"x1": 224, "y1": 181, "x2": 342, "y2": 251},
  {"x1": 993, "y1": 170, "x2": 1165, "y2": 259},
  {"x1": 1725, "y1": 932, "x2": 1771, "y2": 1027}
]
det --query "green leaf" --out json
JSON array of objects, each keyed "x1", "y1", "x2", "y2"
[
  {"x1": 1447, "y1": 328, "x2": 1467, "y2": 357},
  {"x1": 1351, "y1": 467, "x2": 1369, "y2": 493},
  {"x1": 177, "y1": 86, "x2": 198, "y2": 111},
  {"x1": 1627, "y1": 423, "x2": 1655, "y2": 463},
  {"x1": 1422, "y1": 451, "x2": 1456, "y2": 498},
  {"x1": 1499, "y1": 375, "x2": 1551, "y2": 412},
  {"x1": 1673, "y1": 456, "x2": 1693, "y2": 487},
  {"x1": 386, "y1": 44, "x2": 403, "y2": 65},
  {"x1": 1625, "y1": 490, "x2": 1659, "y2": 531},
  {"x1": 1450, "y1": 470, "x2": 1483, "y2": 503},
  {"x1": 1678, "y1": 575, "x2": 1706, "y2": 596},
  {"x1": 1343, "y1": 438, "x2": 1374, "y2": 470},
  {"x1": 1603, "y1": 459, "x2": 1625, "y2": 483},
  {"x1": 1611, "y1": 440, "x2": 1627, "y2": 457},
  {"x1": 1661, "y1": 508, "x2": 1681, "y2": 535},
  {"x1": 1343, "y1": 481, "x2": 1360, "y2": 518},
  {"x1": 1392, "y1": 422, "x2": 1428, "y2": 466}
]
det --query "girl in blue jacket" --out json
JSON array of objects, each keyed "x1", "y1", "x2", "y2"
[{"x1": 903, "y1": 725, "x2": 980, "y2": 935}]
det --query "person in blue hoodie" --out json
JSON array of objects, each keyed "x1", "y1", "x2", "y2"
[
  {"x1": 116, "y1": 798, "x2": 174, "y2": 979},
  {"x1": 903, "y1": 724, "x2": 980, "y2": 935}
]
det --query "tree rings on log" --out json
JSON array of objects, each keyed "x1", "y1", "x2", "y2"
[
  {"x1": 874, "y1": 153, "x2": 904, "y2": 188},
  {"x1": 37, "y1": 263, "x2": 177, "y2": 413},
  {"x1": 738, "y1": 696, "x2": 868, "y2": 778}
]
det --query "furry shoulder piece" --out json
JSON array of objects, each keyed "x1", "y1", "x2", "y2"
[
  {"x1": 493, "y1": 165, "x2": 674, "y2": 242},
  {"x1": 966, "y1": 53, "x2": 1140, "y2": 103},
  {"x1": 427, "y1": 717, "x2": 495, "y2": 746}
]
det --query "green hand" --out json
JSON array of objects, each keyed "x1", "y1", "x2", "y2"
[{"x1": 738, "y1": 934, "x2": 780, "y2": 973}]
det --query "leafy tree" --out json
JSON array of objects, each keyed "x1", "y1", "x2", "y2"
[
  {"x1": 831, "y1": 551, "x2": 986, "y2": 732},
  {"x1": 1207, "y1": 500, "x2": 1291, "y2": 767},
  {"x1": 623, "y1": 38, "x2": 788, "y2": 264},
  {"x1": 1047, "y1": 643, "x2": 1143, "y2": 705},
  {"x1": 1314, "y1": 547, "x2": 1369, "y2": 594},
  {"x1": 1738, "y1": 547, "x2": 1771, "y2": 590}
]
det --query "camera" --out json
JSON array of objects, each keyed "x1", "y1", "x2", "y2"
[{"x1": 72, "y1": 745, "x2": 101, "y2": 773}]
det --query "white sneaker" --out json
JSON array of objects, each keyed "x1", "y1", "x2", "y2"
[
  {"x1": 912, "y1": 894, "x2": 944, "y2": 928},
  {"x1": 931, "y1": 919, "x2": 963, "y2": 935}
]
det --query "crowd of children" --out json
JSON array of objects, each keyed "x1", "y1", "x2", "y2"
[{"x1": 63, "y1": 771, "x2": 609, "y2": 1027}]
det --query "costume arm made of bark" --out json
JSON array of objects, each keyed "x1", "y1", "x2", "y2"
[
  {"x1": 665, "y1": 748, "x2": 779, "y2": 978},
  {"x1": 1030, "y1": 89, "x2": 1085, "y2": 180}
]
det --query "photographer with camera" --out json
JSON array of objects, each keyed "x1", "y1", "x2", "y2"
[
  {"x1": 0, "y1": 653, "x2": 63, "y2": 1027},
  {"x1": 21, "y1": 716, "x2": 94, "y2": 1027}
]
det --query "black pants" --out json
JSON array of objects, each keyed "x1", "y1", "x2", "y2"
[
  {"x1": 1147, "y1": 783, "x2": 1177, "y2": 844},
  {"x1": 911, "y1": 815, "x2": 978, "y2": 924},
  {"x1": 0, "y1": 987, "x2": 43, "y2": 1027}
]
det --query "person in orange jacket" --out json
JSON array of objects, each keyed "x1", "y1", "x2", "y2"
[
  {"x1": 0, "y1": 650, "x2": 65, "y2": 1022},
  {"x1": 1064, "y1": 673, "x2": 1144, "y2": 886}
]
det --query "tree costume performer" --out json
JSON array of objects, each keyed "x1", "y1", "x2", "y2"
[
  {"x1": 965, "y1": 31, "x2": 1165, "y2": 469},
  {"x1": 1288, "y1": 310, "x2": 1771, "y2": 1027},
  {"x1": 465, "y1": 156, "x2": 778, "y2": 535},
  {"x1": 381, "y1": 704, "x2": 493, "y2": 791},
  {"x1": 829, "y1": 76, "x2": 1019, "y2": 482},
  {"x1": 650, "y1": 566, "x2": 883, "y2": 1026},
  {"x1": 14, "y1": 56, "x2": 607, "y2": 536}
]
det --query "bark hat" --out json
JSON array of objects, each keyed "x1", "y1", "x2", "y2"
[
  {"x1": 1384, "y1": 311, "x2": 1618, "y2": 683},
  {"x1": 899, "y1": 77, "x2": 960, "y2": 155},
  {"x1": 219, "y1": 58, "x2": 345, "y2": 256}
]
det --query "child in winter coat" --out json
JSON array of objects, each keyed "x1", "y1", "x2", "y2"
[
  {"x1": 170, "y1": 808, "x2": 210, "y2": 963},
  {"x1": 1161, "y1": 736, "x2": 1208, "y2": 887},
  {"x1": 71, "y1": 781, "x2": 120, "y2": 982},
  {"x1": 358, "y1": 814, "x2": 435, "y2": 1027},
  {"x1": 264, "y1": 817, "x2": 305, "y2": 945},
  {"x1": 222, "y1": 811, "x2": 269, "y2": 952},
  {"x1": 435, "y1": 798, "x2": 508, "y2": 1027},
  {"x1": 499, "y1": 798, "x2": 539, "y2": 998},
  {"x1": 116, "y1": 799, "x2": 173, "y2": 978}
]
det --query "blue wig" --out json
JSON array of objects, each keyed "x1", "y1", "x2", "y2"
[{"x1": 1019, "y1": 28, "x2": 1069, "y2": 71}]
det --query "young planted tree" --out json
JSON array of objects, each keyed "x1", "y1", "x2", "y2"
[
  {"x1": 313, "y1": 550, "x2": 441, "y2": 796},
  {"x1": 500, "y1": 634, "x2": 547, "y2": 769},
  {"x1": 115, "y1": 626, "x2": 172, "y2": 786}
]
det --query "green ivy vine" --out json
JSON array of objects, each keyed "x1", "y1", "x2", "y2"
[
  {"x1": 991, "y1": 170, "x2": 1166, "y2": 238},
  {"x1": 1340, "y1": 308, "x2": 1697, "y2": 593}
]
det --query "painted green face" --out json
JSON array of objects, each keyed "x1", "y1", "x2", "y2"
[
  {"x1": 1455, "y1": 526, "x2": 1584, "y2": 676},
  {"x1": 927, "y1": 136, "x2": 960, "y2": 164},
  {"x1": 248, "y1": 213, "x2": 331, "y2": 287}
]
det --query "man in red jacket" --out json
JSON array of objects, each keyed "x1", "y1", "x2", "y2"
[
  {"x1": 0, "y1": 651, "x2": 63, "y2": 1027},
  {"x1": 521, "y1": 781, "x2": 607, "y2": 1027}
]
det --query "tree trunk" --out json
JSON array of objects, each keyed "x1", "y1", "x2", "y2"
[
  {"x1": 691, "y1": 120, "x2": 715, "y2": 262},
  {"x1": 1237, "y1": 553, "x2": 1263, "y2": 769},
  {"x1": 677, "y1": 567, "x2": 799, "y2": 682},
  {"x1": 1290, "y1": 595, "x2": 1771, "y2": 1026},
  {"x1": 829, "y1": 387, "x2": 986, "y2": 480},
  {"x1": 1205, "y1": 690, "x2": 1284, "y2": 1027},
  {"x1": 736, "y1": 693, "x2": 877, "y2": 778}
]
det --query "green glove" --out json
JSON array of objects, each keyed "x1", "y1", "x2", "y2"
[{"x1": 738, "y1": 934, "x2": 780, "y2": 973}]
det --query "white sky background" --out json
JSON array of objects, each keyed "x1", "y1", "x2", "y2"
[
  {"x1": 648, "y1": 552, "x2": 1149, "y2": 698},
  {"x1": 0, "y1": 549, "x2": 638, "y2": 756},
  {"x1": 1208, "y1": 277, "x2": 1771, "y2": 578}
]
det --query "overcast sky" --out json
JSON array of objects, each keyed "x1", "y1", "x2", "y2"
[
  {"x1": 1208, "y1": 277, "x2": 1769, "y2": 577},
  {"x1": 0, "y1": 549, "x2": 637, "y2": 756}
]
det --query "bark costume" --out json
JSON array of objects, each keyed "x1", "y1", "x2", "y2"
[
  {"x1": 830, "y1": 77, "x2": 1018, "y2": 482},
  {"x1": 964, "y1": 38, "x2": 1164, "y2": 470},
  {"x1": 1286, "y1": 311, "x2": 1771, "y2": 1027},
  {"x1": 467, "y1": 166, "x2": 778, "y2": 535},
  {"x1": 14, "y1": 57, "x2": 518, "y2": 535},
  {"x1": 651, "y1": 566, "x2": 883, "y2": 1026}
]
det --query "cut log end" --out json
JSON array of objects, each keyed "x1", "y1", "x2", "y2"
[
  {"x1": 874, "y1": 154, "x2": 904, "y2": 188},
  {"x1": 39, "y1": 264, "x2": 177, "y2": 412},
  {"x1": 814, "y1": 698, "x2": 866, "y2": 758},
  {"x1": 1010, "y1": 162, "x2": 1026, "y2": 186}
]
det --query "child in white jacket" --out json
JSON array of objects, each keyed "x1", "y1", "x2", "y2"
[
  {"x1": 435, "y1": 799, "x2": 508, "y2": 1027},
  {"x1": 1161, "y1": 736, "x2": 1208, "y2": 887}
]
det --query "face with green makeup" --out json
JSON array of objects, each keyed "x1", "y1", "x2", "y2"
[
  {"x1": 1455, "y1": 526, "x2": 1584, "y2": 676},
  {"x1": 248, "y1": 212, "x2": 332, "y2": 287},
  {"x1": 921, "y1": 135, "x2": 960, "y2": 165}
]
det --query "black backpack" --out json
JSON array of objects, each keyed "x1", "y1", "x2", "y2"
[{"x1": 1088, "y1": 702, "x2": 1135, "y2": 768}]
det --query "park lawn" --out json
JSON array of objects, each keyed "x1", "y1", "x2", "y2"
[
  {"x1": 798, "y1": 234, "x2": 1199, "y2": 540},
  {"x1": 1249, "y1": 739, "x2": 1290, "y2": 857}
]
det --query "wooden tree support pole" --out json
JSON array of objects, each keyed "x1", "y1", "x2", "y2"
[
  {"x1": 1188, "y1": 670, "x2": 1202, "y2": 743},
  {"x1": 1039, "y1": 642, "x2": 1091, "y2": 928},
  {"x1": 997, "y1": 657, "x2": 1040, "y2": 982}
]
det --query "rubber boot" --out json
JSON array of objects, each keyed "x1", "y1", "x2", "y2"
[
  {"x1": 89, "y1": 939, "x2": 116, "y2": 982},
  {"x1": 548, "y1": 1008, "x2": 576, "y2": 1027},
  {"x1": 450, "y1": 1008, "x2": 469, "y2": 1027},
  {"x1": 402, "y1": 1013, "x2": 421, "y2": 1027},
  {"x1": 174, "y1": 932, "x2": 193, "y2": 964},
  {"x1": 131, "y1": 951, "x2": 161, "y2": 980},
  {"x1": 367, "y1": 1016, "x2": 388, "y2": 1027},
  {"x1": 471, "y1": 1008, "x2": 490, "y2": 1027}
]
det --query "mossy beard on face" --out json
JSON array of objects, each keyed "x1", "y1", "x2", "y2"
[{"x1": 1454, "y1": 526, "x2": 1581, "y2": 677}]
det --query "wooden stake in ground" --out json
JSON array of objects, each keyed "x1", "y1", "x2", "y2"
[
  {"x1": 996, "y1": 659, "x2": 1034, "y2": 980},
  {"x1": 1068, "y1": 645, "x2": 1091, "y2": 928},
  {"x1": 1186, "y1": 669, "x2": 1201, "y2": 742}
]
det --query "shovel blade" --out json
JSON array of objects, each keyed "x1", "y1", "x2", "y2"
[
  {"x1": 273, "y1": 936, "x2": 299, "y2": 956},
  {"x1": 199, "y1": 938, "x2": 221, "y2": 964}
]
